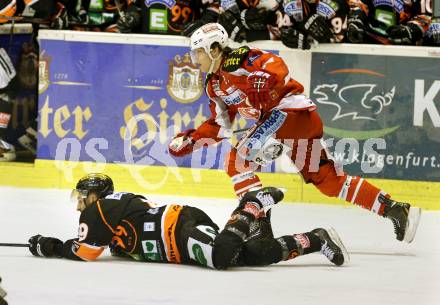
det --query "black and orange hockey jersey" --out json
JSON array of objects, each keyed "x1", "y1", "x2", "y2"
[{"x1": 60, "y1": 192, "x2": 214, "y2": 263}]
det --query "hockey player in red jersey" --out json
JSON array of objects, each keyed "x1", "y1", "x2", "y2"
[
  {"x1": 27, "y1": 173, "x2": 349, "y2": 269},
  {"x1": 168, "y1": 23, "x2": 421, "y2": 244}
]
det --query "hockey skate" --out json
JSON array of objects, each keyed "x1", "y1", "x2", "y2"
[
  {"x1": 381, "y1": 195, "x2": 421, "y2": 243},
  {"x1": 312, "y1": 228, "x2": 349, "y2": 266},
  {"x1": 241, "y1": 187, "x2": 285, "y2": 209}
]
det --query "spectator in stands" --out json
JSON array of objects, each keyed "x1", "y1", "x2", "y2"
[
  {"x1": 141, "y1": 0, "x2": 220, "y2": 36},
  {"x1": 214, "y1": 0, "x2": 349, "y2": 49},
  {"x1": 0, "y1": 48, "x2": 17, "y2": 161},
  {"x1": 347, "y1": 0, "x2": 434, "y2": 45}
]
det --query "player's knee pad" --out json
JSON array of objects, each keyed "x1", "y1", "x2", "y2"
[
  {"x1": 213, "y1": 230, "x2": 244, "y2": 270},
  {"x1": 212, "y1": 211, "x2": 254, "y2": 269},
  {"x1": 242, "y1": 237, "x2": 282, "y2": 266}
]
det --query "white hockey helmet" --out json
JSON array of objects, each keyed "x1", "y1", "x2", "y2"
[{"x1": 190, "y1": 23, "x2": 229, "y2": 61}]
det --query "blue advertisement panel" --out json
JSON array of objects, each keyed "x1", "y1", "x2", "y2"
[
  {"x1": 310, "y1": 53, "x2": 440, "y2": 181},
  {"x1": 37, "y1": 40, "x2": 262, "y2": 171}
]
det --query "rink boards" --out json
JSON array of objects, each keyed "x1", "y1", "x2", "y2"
[
  {"x1": 1, "y1": 159, "x2": 439, "y2": 210},
  {"x1": 1, "y1": 31, "x2": 440, "y2": 210}
]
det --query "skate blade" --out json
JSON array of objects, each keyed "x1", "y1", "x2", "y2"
[
  {"x1": 403, "y1": 207, "x2": 422, "y2": 243},
  {"x1": 328, "y1": 227, "x2": 350, "y2": 265}
]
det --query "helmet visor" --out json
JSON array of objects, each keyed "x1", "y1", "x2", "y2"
[
  {"x1": 70, "y1": 189, "x2": 88, "y2": 204},
  {"x1": 190, "y1": 49, "x2": 200, "y2": 65}
]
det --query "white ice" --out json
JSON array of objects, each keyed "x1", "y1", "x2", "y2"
[{"x1": 0, "y1": 186, "x2": 439, "y2": 305}]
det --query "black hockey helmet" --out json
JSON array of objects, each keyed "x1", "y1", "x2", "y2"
[{"x1": 74, "y1": 173, "x2": 114, "y2": 199}]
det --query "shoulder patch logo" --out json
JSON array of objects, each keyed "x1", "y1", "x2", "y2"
[
  {"x1": 223, "y1": 46, "x2": 251, "y2": 72},
  {"x1": 105, "y1": 192, "x2": 128, "y2": 200},
  {"x1": 247, "y1": 54, "x2": 261, "y2": 66}
]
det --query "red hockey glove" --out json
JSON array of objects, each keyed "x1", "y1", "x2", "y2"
[
  {"x1": 246, "y1": 71, "x2": 277, "y2": 109},
  {"x1": 168, "y1": 129, "x2": 196, "y2": 157}
]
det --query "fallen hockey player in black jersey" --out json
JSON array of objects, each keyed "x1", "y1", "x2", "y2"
[{"x1": 28, "y1": 173, "x2": 349, "y2": 269}]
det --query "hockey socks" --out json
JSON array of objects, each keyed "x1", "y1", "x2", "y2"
[
  {"x1": 276, "y1": 229, "x2": 349, "y2": 266},
  {"x1": 276, "y1": 232, "x2": 322, "y2": 260},
  {"x1": 338, "y1": 175, "x2": 386, "y2": 215}
]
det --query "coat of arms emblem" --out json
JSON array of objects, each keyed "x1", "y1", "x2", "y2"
[
  {"x1": 167, "y1": 53, "x2": 203, "y2": 104},
  {"x1": 38, "y1": 52, "x2": 51, "y2": 94}
]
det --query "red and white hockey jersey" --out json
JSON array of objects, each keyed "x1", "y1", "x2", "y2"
[{"x1": 190, "y1": 46, "x2": 316, "y2": 142}]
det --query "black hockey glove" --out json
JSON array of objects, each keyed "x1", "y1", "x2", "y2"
[
  {"x1": 117, "y1": 10, "x2": 141, "y2": 33},
  {"x1": 425, "y1": 20, "x2": 440, "y2": 46},
  {"x1": 218, "y1": 9, "x2": 246, "y2": 42},
  {"x1": 240, "y1": 8, "x2": 270, "y2": 31},
  {"x1": 182, "y1": 9, "x2": 220, "y2": 37},
  {"x1": 28, "y1": 234, "x2": 63, "y2": 258},
  {"x1": 301, "y1": 13, "x2": 335, "y2": 43},
  {"x1": 388, "y1": 23, "x2": 423, "y2": 45},
  {"x1": 347, "y1": 9, "x2": 367, "y2": 43},
  {"x1": 280, "y1": 26, "x2": 311, "y2": 49}
]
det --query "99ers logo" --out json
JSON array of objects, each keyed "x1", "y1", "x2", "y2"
[
  {"x1": 78, "y1": 223, "x2": 89, "y2": 241},
  {"x1": 169, "y1": 4, "x2": 193, "y2": 31}
]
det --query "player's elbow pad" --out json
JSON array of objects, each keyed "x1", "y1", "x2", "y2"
[{"x1": 59, "y1": 239, "x2": 85, "y2": 261}]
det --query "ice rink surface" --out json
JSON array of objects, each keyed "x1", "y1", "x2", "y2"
[{"x1": 0, "y1": 186, "x2": 439, "y2": 305}]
